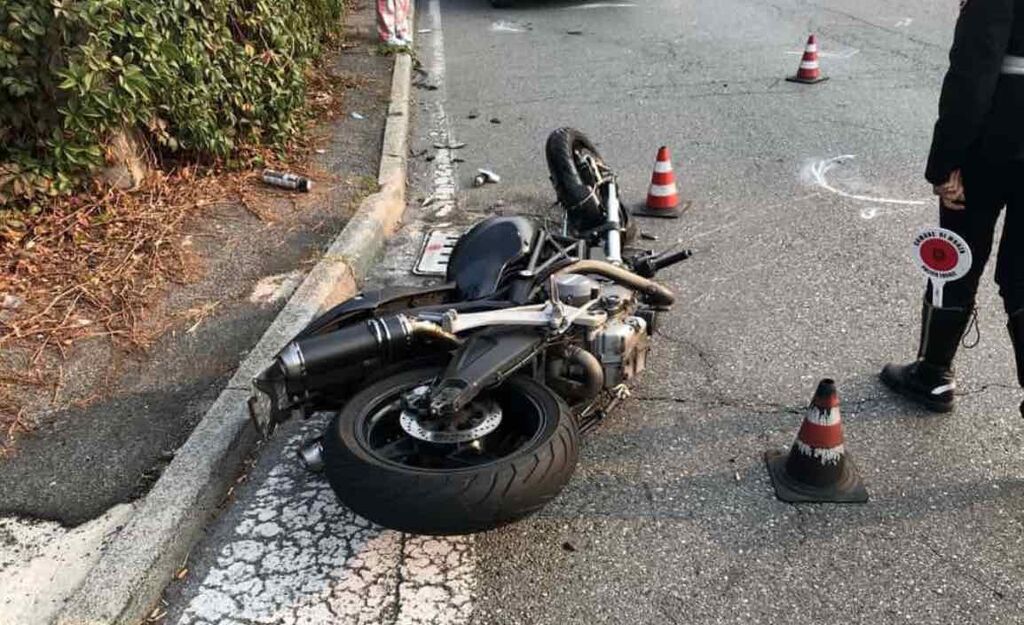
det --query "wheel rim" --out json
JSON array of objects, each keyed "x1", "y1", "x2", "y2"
[
  {"x1": 574, "y1": 147, "x2": 602, "y2": 190},
  {"x1": 355, "y1": 378, "x2": 547, "y2": 471}
]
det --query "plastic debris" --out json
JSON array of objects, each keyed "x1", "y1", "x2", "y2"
[
  {"x1": 350, "y1": 112, "x2": 366, "y2": 120},
  {"x1": 433, "y1": 141, "x2": 467, "y2": 150},
  {"x1": 473, "y1": 169, "x2": 501, "y2": 187},
  {"x1": 261, "y1": 169, "x2": 313, "y2": 192}
]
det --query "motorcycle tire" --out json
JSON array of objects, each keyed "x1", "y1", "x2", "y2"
[
  {"x1": 545, "y1": 127, "x2": 636, "y2": 243},
  {"x1": 322, "y1": 366, "x2": 579, "y2": 535},
  {"x1": 546, "y1": 127, "x2": 605, "y2": 229}
]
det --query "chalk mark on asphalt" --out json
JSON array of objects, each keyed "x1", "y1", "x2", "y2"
[{"x1": 803, "y1": 155, "x2": 929, "y2": 219}]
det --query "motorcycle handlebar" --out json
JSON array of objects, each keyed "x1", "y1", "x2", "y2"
[{"x1": 652, "y1": 248, "x2": 692, "y2": 271}]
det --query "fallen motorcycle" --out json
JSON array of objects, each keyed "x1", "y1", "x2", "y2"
[{"x1": 249, "y1": 128, "x2": 691, "y2": 535}]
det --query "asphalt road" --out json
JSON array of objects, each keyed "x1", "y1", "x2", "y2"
[{"x1": 164, "y1": 0, "x2": 1024, "y2": 623}]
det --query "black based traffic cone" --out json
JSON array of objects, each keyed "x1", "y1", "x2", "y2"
[{"x1": 764, "y1": 379, "x2": 868, "y2": 503}]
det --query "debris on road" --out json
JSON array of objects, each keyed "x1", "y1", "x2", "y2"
[
  {"x1": 261, "y1": 169, "x2": 313, "y2": 192},
  {"x1": 350, "y1": 111, "x2": 366, "y2": 120},
  {"x1": 567, "y1": 29, "x2": 584, "y2": 35},
  {"x1": 473, "y1": 169, "x2": 501, "y2": 187},
  {"x1": 490, "y1": 117, "x2": 502, "y2": 124},
  {"x1": 412, "y1": 68, "x2": 440, "y2": 91},
  {"x1": 433, "y1": 141, "x2": 467, "y2": 150}
]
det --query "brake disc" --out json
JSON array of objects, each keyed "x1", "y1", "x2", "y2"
[{"x1": 399, "y1": 389, "x2": 503, "y2": 444}]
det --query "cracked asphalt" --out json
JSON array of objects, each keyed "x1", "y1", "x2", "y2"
[{"x1": 164, "y1": 0, "x2": 1024, "y2": 623}]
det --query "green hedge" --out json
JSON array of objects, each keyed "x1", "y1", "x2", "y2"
[{"x1": 0, "y1": 0, "x2": 344, "y2": 207}]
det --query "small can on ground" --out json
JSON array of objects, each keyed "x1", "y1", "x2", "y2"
[{"x1": 261, "y1": 169, "x2": 313, "y2": 192}]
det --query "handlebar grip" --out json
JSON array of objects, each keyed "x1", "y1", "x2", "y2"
[{"x1": 652, "y1": 249, "x2": 692, "y2": 270}]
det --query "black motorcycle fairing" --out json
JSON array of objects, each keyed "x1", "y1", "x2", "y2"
[
  {"x1": 427, "y1": 328, "x2": 545, "y2": 416},
  {"x1": 297, "y1": 283, "x2": 458, "y2": 340},
  {"x1": 446, "y1": 216, "x2": 537, "y2": 301}
]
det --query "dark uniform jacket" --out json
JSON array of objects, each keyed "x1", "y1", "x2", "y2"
[{"x1": 926, "y1": 0, "x2": 1024, "y2": 184}]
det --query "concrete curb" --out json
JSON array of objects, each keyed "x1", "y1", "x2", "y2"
[{"x1": 54, "y1": 48, "x2": 414, "y2": 625}]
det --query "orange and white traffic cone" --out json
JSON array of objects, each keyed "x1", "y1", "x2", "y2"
[
  {"x1": 633, "y1": 146, "x2": 685, "y2": 218},
  {"x1": 764, "y1": 379, "x2": 868, "y2": 503},
  {"x1": 786, "y1": 34, "x2": 829, "y2": 84}
]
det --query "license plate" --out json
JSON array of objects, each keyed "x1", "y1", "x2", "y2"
[{"x1": 414, "y1": 229, "x2": 461, "y2": 276}]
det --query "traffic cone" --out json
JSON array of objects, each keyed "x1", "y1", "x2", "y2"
[
  {"x1": 632, "y1": 146, "x2": 685, "y2": 218},
  {"x1": 786, "y1": 34, "x2": 829, "y2": 84},
  {"x1": 764, "y1": 379, "x2": 868, "y2": 503}
]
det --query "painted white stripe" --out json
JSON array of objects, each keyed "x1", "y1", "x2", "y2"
[
  {"x1": 806, "y1": 43, "x2": 818, "y2": 53},
  {"x1": 175, "y1": 418, "x2": 477, "y2": 625},
  {"x1": 648, "y1": 183, "x2": 677, "y2": 196},
  {"x1": 795, "y1": 440, "x2": 846, "y2": 465},
  {"x1": 653, "y1": 161, "x2": 673, "y2": 173},
  {"x1": 799, "y1": 61, "x2": 818, "y2": 70},
  {"x1": 427, "y1": 0, "x2": 458, "y2": 219},
  {"x1": 931, "y1": 383, "x2": 956, "y2": 396}
]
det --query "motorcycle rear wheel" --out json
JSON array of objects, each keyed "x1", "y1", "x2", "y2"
[{"x1": 322, "y1": 366, "x2": 579, "y2": 535}]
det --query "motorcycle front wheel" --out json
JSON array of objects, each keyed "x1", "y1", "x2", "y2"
[{"x1": 322, "y1": 366, "x2": 579, "y2": 535}]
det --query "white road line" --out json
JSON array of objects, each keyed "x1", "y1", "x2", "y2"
[
  {"x1": 426, "y1": 0, "x2": 458, "y2": 218},
  {"x1": 803, "y1": 155, "x2": 929, "y2": 207},
  {"x1": 175, "y1": 418, "x2": 477, "y2": 625},
  {"x1": 177, "y1": 5, "x2": 476, "y2": 618}
]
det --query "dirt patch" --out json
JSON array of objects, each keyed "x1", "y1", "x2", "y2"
[{"x1": 0, "y1": 3, "x2": 394, "y2": 525}]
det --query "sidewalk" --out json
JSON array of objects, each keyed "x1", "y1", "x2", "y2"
[{"x1": 0, "y1": 4, "x2": 407, "y2": 624}]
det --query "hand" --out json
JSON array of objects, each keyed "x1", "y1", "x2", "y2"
[{"x1": 933, "y1": 169, "x2": 965, "y2": 210}]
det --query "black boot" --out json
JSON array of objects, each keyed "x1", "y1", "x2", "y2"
[
  {"x1": 1007, "y1": 309, "x2": 1024, "y2": 417},
  {"x1": 880, "y1": 300, "x2": 972, "y2": 413}
]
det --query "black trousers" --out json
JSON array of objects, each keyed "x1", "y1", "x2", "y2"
[{"x1": 933, "y1": 156, "x2": 1024, "y2": 315}]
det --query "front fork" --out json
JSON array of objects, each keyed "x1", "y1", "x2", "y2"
[{"x1": 605, "y1": 181, "x2": 623, "y2": 265}]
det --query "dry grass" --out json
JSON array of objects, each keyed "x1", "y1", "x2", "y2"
[{"x1": 0, "y1": 38, "x2": 367, "y2": 455}]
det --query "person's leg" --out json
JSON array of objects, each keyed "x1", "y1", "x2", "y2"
[
  {"x1": 997, "y1": 160, "x2": 1024, "y2": 415},
  {"x1": 394, "y1": 0, "x2": 411, "y2": 41},
  {"x1": 377, "y1": 0, "x2": 396, "y2": 43},
  {"x1": 881, "y1": 158, "x2": 1004, "y2": 411}
]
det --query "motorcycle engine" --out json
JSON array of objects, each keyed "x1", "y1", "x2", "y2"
[{"x1": 552, "y1": 274, "x2": 651, "y2": 388}]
